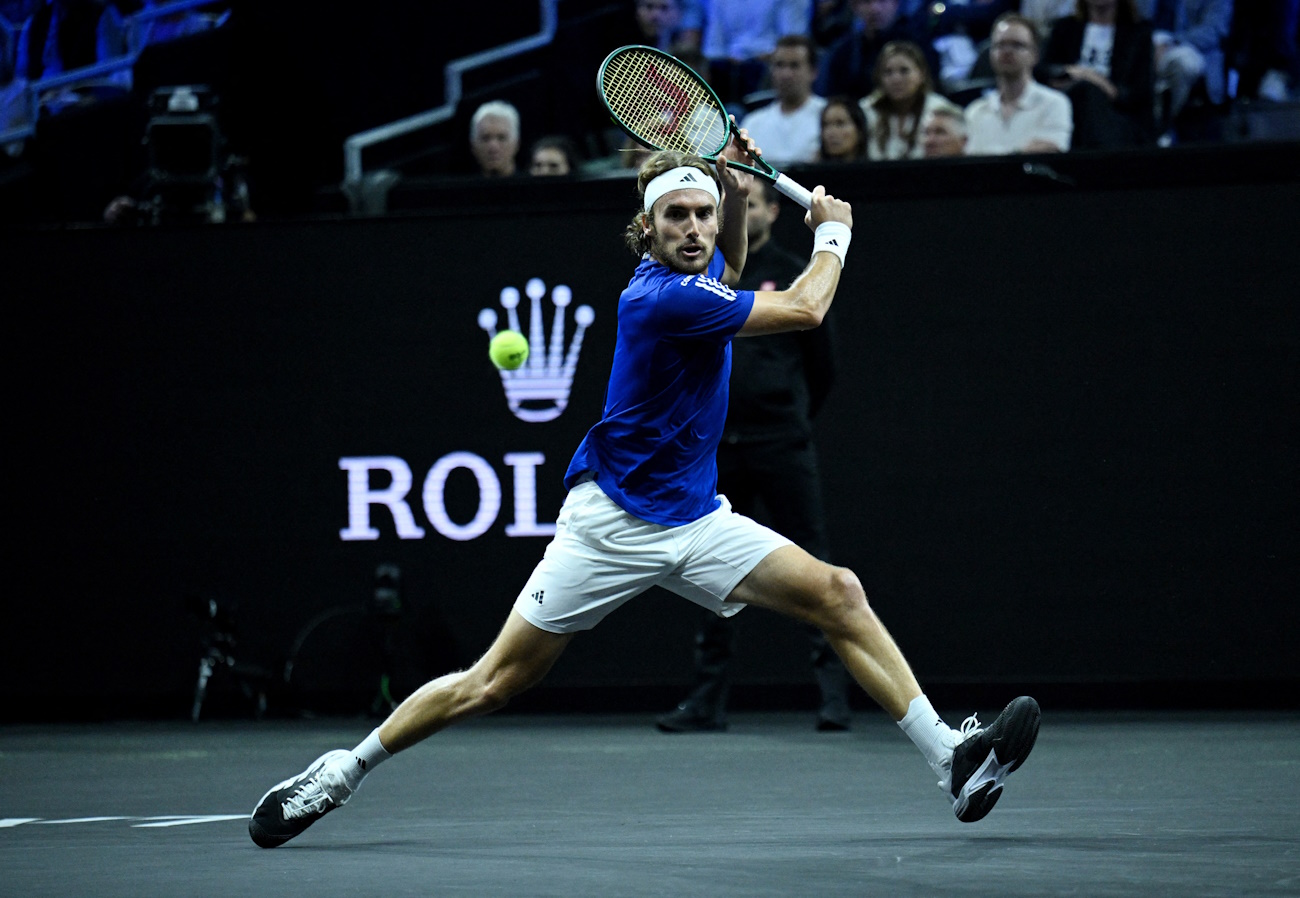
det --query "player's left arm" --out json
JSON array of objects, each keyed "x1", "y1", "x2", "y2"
[{"x1": 715, "y1": 121, "x2": 756, "y2": 286}]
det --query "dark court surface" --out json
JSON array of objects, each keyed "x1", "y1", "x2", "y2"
[{"x1": 2, "y1": 710, "x2": 1298, "y2": 897}]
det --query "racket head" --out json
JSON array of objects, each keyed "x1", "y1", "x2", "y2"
[{"x1": 598, "y1": 45, "x2": 732, "y2": 160}]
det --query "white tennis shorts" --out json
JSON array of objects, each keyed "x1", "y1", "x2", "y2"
[{"x1": 513, "y1": 481, "x2": 792, "y2": 634}]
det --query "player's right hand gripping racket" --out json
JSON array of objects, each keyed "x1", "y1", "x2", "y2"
[{"x1": 597, "y1": 44, "x2": 815, "y2": 209}]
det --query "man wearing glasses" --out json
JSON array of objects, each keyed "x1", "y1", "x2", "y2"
[{"x1": 964, "y1": 13, "x2": 1073, "y2": 155}]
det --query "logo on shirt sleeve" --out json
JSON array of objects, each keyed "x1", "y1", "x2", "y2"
[{"x1": 681, "y1": 275, "x2": 737, "y2": 301}]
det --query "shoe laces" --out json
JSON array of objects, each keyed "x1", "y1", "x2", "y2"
[
  {"x1": 282, "y1": 765, "x2": 350, "y2": 820},
  {"x1": 955, "y1": 713, "x2": 983, "y2": 744},
  {"x1": 934, "y1": 714, "x2": 984, "y2": 794}
]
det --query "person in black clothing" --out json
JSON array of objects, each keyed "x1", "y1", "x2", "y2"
[
  {"x1": 1041, "y1": 0, "x2": 1156, "y2": 148},
  {"x1": 656, "y1": 180, "x2": 852, "y2": 733}
]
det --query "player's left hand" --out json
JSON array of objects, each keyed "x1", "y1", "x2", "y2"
[{"x1": 715, "y1": 119, "x2": 756, "y2": 198}]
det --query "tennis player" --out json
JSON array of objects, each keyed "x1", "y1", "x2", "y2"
[{"x1": 249, "y1": 127, "x2": 1040, "y2": 848}]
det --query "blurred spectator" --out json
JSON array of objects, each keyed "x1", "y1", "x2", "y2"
[
  {"x1": 1, "y1": 0, "x2": 40, "y2": 74},
  {"x1": 1229, "y1": 0, "x2": 1296, "y2": 101},
  {"x1": 966, "y1": 13, "x2": 1073, "y2": 153},
  {"x1": 619, "y1": 0, "x2": 704, "y2": 53},
  {"x1": 469, "y1": 99, "x2": 520, "y2": 178},
  {"x1": 1150, "y1": 0, "x2": 1232, "y2": 134},
  {"x1": 815, "y1": 0, "x2": 940, "y2": 100},
  {"x1": 920, "y1": 105, "x2": 968, "y2": 155},
  {"x1": 860, "y1": 39, "x2": 961, "y2": 159},
  {"x1": 528, "y1": 134, "x2": 581, "y2": 176},
  {"x1": 13, "y1": 0, "x2": 126, "y2": 82},
  {"x1": 813, "y1": 0, "x2": 855, "y2": 47},
  {"x1": 702, "y1": 0, "x2": 813, "y2": 106},
  {"x1": 738, "y1": 34, "x2": 826, "y2": 165},
  {"x1": 583, "y1": 132, "x2": 653, "y2": 178},
  {"x1": 1041, "y1": 0, "x2": 1156, "y2": 148},
  {"x1": 817, "y1": 92, "x2": 869, "y2": 158},
  {"x1": 930, "y1": 0, "x2": 1017, "y2": 46},
  {"x1": 928, "y1": 0, "x2": 1018, "y2": 88},
  {"x1": 1021, "y1": 0, "x2": 1078, "y2": 37},
  {"x1": 5, "y1": 0, "x2": 129, "y2": 134},
  {"x1": 0, "y1": 0, "x2": 40, "y2": 21}
]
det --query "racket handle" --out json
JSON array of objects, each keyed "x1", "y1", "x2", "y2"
[{"x1": 773, "y1": 173, "x2": 813, "y2": 209}]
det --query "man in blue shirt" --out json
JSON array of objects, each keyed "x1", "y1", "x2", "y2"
[{"x1": 249, "y1": 129, "x2": 1041, "y2": 849}]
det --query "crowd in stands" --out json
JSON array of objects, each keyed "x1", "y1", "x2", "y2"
[
  {"x1": 1, "y1": 0, "x2": 226, "y2": 151},
  {"x1": 503, "y1": 0, "x2": 1298, "y2": 182},
  {"x1": 2, "y1": 1, "x2": 1297, "y2": 218}
]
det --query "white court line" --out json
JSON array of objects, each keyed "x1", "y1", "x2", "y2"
[
  {"x1": 133, "y1": 815, "x2": 246, "y2": 828},
  {"x1": 35, "y1": 816, "x2": 134, "y2": 824},
  {"x1": 1, "y1": 815, "x2": 246, "y2": 829}
]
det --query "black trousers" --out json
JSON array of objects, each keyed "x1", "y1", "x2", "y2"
[
  {"x1": 1065, "y1": 80, "x2": 1150, "y2": 149},
  {"x1": 682, "y1": 435, "x2": 850, "y2": 710}
]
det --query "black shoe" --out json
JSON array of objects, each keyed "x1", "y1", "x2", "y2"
[
  {"x1": 815, "y1": 696, "x2": 851, "y2": 731},
  {"x1": 656, "y1": 703, "x2": 727, "y2": 733},
  {"x1": 815, "y1": 713, "x2": 850, "y2": 732},
  {"x1": 249, "y1": 750, "x2": 354, "y2": 848},
  {"x1": 946, "y1": 696, "x2": 1040, "y2": 823}
]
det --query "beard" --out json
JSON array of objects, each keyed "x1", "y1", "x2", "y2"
[{"x1": 648, "y1": 228, "x2": 712, "y2": 275}]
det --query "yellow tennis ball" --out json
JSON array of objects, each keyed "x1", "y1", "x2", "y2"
[{"x1": 489, "y1": 330, "x2": 529, "y2": 371}]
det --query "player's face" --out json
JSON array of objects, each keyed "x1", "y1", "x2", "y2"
[{"x1": 647, "y1": 189, "x2": 718, "y2": 275}]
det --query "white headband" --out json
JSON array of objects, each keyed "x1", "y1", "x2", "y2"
[{"x1": 642, "y1": 166, "x2": 720, "y2": 213}]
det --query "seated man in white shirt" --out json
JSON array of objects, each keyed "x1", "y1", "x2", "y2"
[
  {"x1": 738, "y1": 34, "x2": 827, "y2": 167},
  {"x1": 964, "y1": 13, "x2": 1073, "y2": 155}
]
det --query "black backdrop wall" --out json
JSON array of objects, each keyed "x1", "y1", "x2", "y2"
[{"x1": 6, "y1": 150, "x2": 1298, "y2": 719}]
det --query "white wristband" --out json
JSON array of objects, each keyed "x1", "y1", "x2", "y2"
[{"x1": 813, "y1": 221, "x2": 851, "y2": 268}]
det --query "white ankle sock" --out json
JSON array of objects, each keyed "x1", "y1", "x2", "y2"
[
  {"x1": 342, "y1": 728, "x2": 392, "y2": 791},
  {"x1": 897, "y1": 695, "x2": 954, "y2": 773}
]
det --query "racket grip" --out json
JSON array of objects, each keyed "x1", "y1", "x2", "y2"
[{"x1": 773, "y1": 173, "x2": 813, "y2": 209}]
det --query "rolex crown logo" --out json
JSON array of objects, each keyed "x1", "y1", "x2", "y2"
[{"x1": 478, "y1": 278, "x2": 594, "y2": 423}]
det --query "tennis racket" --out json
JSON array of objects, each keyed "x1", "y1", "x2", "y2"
[{"x1": 597, "y1": 44, "x2": 815, "y2": 209}]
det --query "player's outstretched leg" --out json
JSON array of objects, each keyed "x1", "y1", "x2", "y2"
[
  {"x1": 727, "y1": 546, "x2": 1040, "y2": 822},
  {"x1": 249, "y1": 610, "x2": 572, "y2": 847},
  {"x1": 942, "y1": 695, "x2": 1040, "y2": 823}
]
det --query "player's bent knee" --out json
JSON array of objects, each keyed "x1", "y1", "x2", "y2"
[
  {"x1": 815, "y1": 566, "x2": 872, "y2": 631},
  {"x1": 829, "y1": 565, "x2": 866, "y2": 608}
]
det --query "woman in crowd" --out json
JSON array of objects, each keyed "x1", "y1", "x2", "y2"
[
  {"x1": 860, "y1": 41, "x2": 962, "y2": 161},
  {"x1": 817, "y1": 94, "x2": 868, "y2": 162}
]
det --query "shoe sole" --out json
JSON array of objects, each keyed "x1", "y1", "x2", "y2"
[{"x1": 954, "y1": 696, "x2": 1040, "y2": 823}]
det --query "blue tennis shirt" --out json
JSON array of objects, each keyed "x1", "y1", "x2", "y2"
[{"x1": 565, "y1": 251, "x2": 756, "y2": 526}]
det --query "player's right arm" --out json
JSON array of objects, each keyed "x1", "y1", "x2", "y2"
[{"x1": 737, "y1": 186, "x2": 853, "y2": 336}]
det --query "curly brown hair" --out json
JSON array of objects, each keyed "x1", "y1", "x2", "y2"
[{"x1": 622, "y1": 151, "x2": 720, "y2": 256}]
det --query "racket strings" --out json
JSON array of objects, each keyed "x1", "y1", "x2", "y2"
[{"x1": 602, "y1": 50, "x2": 727, "y2": 156}]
